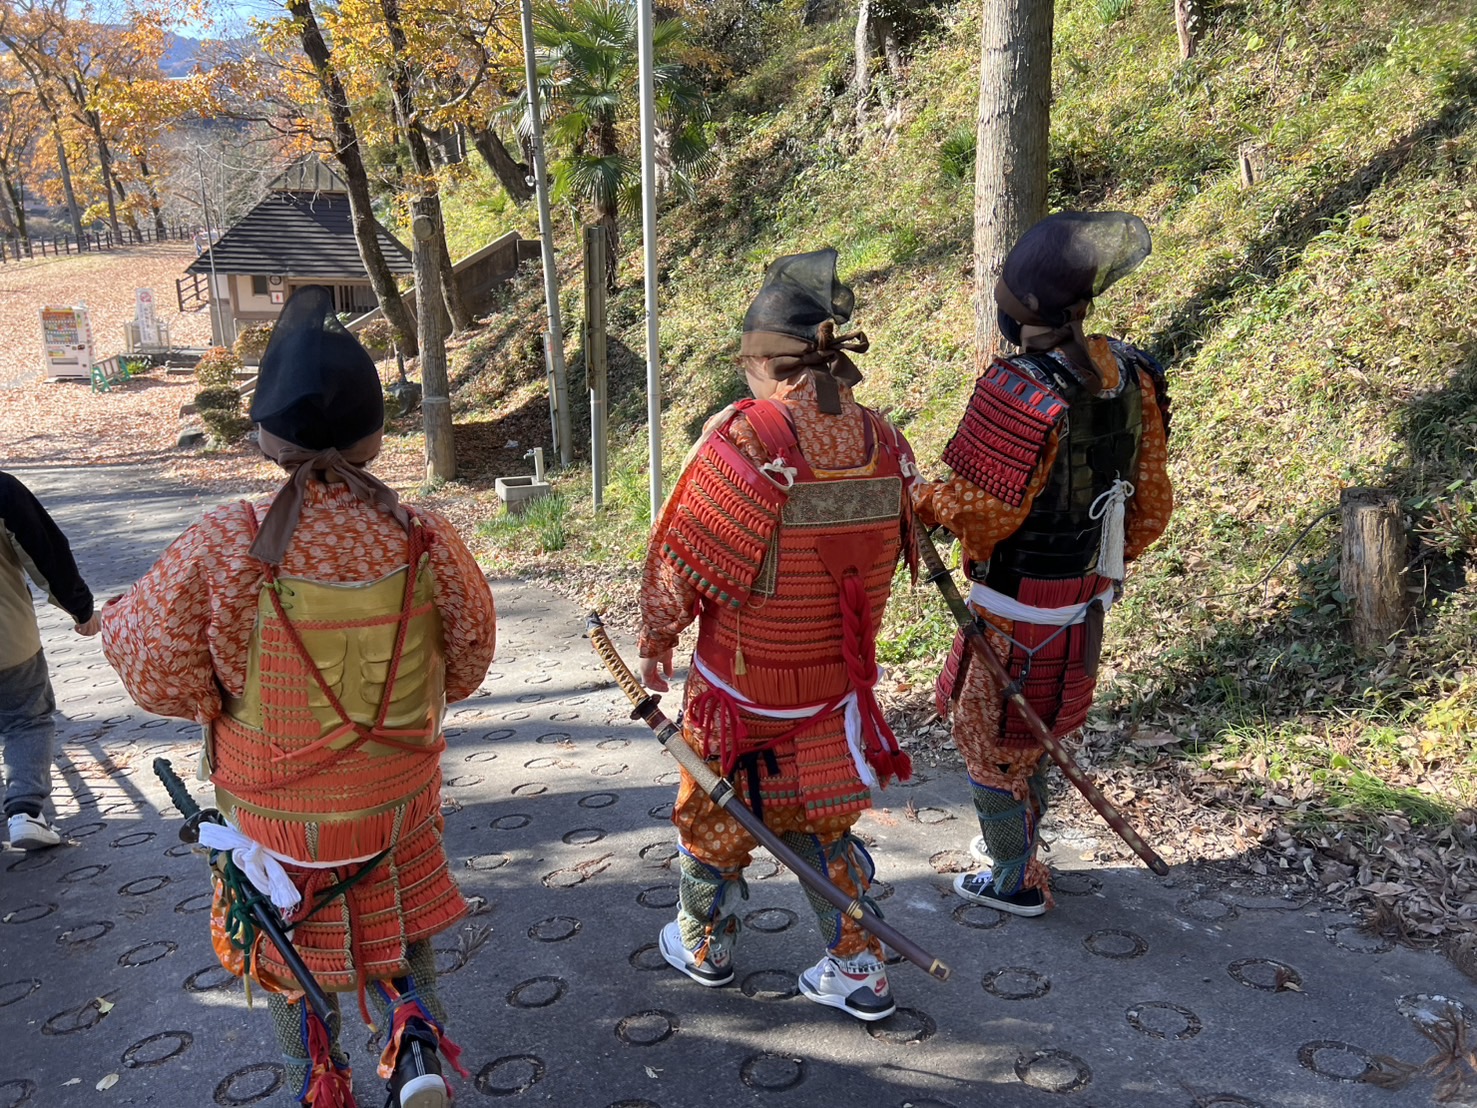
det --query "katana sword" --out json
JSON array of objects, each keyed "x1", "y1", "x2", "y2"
[
  {"x1": 915, "y1": 531, "x2": 1170, "y2": 876},
  {"x1": 153, "y1": 757, "x2": 341, "y2": 1034},
  {"x1": 585, "y1": 612, "x2": 950, "y2": 982}
]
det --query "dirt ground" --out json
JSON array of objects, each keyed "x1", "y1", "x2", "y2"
[{"x1": 0, "y1": 244, "x2": 214, "y2": 386}]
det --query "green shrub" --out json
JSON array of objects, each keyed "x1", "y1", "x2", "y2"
[
  {"x1": 232, "y1": 324, "x2": 273, "y2": 362},
  {"x1": 199, "y1": 408, "x2": 252, "y2": 445},
  {"x1": 1096, "y1": 0, "x2": 1131, "y2": 24},
  {"x1": 194, "y1": 346, "x2": 242, "y2": 388},
  {"x1": 194, "y1": 386, "x2": 241, "y2": 412},
  {"x1": 526, "y1": 492, "x2": 569, "y2": 553},
  {"x1": 937, "y1": 126, "x2": 976, "y2": 184}
]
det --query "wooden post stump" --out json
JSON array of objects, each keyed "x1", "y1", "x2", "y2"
[{"x1": 1339, "y1": 487, "x2": 1407, "y2": 651}]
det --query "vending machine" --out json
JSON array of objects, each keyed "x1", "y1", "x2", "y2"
[{"x1": 38, "y1": 305, "x2": 95, "y2": 380}]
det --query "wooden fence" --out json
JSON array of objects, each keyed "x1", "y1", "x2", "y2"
[{"x1": 0, "y1": 223, "x2": 194, "y2": 263}]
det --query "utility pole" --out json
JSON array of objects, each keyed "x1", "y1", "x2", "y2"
[
  {"x1": 519, "y1": 0, "x2": 573, "y2": 466},
  {"x1": 584, "y1": 225, "x2": 609, "y2": 510},
  {"x1": 635, "y1": 0, "x2": 662, "y2": 520}
]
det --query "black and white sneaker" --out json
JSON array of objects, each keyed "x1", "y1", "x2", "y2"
[
  {"x1": 385, "y1": 1019, "x2": 448, "y2": 1108},
  {"x1": 798, "y1": 952, "x2": 896, "y2": 1022},
  {"x1": 7, "y1": 812, "x2": 61, "y2": 850},
  {"x1": 659, "y1": 920, "x2": 735, "y2": 987},
  {"x1": 953, "y1": 870, "x2": 1047, "y2": 917}
]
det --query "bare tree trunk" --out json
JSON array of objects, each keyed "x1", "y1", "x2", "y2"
[
  {"x1": 852, "y1": 0, "x2": 873, "y2": 101},
  {"x1": 877, "y1": 18, "x2": 904, "y2": 79},
  {"x1": 1175, "y1": 0, "x2": 1204, "y2": 59},
  {"x1": 52, "y1": 124, "x2": 85, "y2": 243},
  {"x1": 1, "y1": 174, "x2": 27, "y2": 246},
  {"x1": 89, "y1": 115, "x2": 122, "y2": 238},
  {"x1": 597, "y1": 207, "x2": 620, "y2": 292},
  {"x1": 376, "y1": 0, "x2": 473, "y2": 333},
  {"x1": 413, "y1": 199, "x2": 456, "y2": 480},
  {"x1": 470, "y1": 125, "x2": 533, "y2": 204},
  {"x1": 138, "y1": 152, "x2": 166, "y2": 236},
  {"x1": 973, "y1": 0, "x2": 1054, "y2": 362},
  {"x1": 287, "y1": 0, "x2": 419, "y2": 356}
]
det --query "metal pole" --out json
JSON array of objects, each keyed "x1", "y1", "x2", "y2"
[
  {"x1": 520, "y1": 0, "x2": 573, "y2": 466},
  {"x1": 635, "y1": 0, "x2": 661, "y2": 520},
  {"x1": 542, "y1": 333, "x2": 560, "y2": 462},
  {"x1": 584, "y1": 226, "x2": 609, "y2": 510}
]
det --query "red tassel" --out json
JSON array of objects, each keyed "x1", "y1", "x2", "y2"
[
  {"x1": 376, "y1": 990, "x2": 470, "y2": 1084},
  {"x1": 439, "y1": 1031, "x2": 471, "y2": 1080},
  {"x1": 305, "y1": 1013, "x2": 357, "y2": 1108}
]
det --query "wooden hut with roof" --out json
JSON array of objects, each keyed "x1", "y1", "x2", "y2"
[
  {"x1": 180, "y1": 156, "x2": 541, "y2": 350},
  {"x1": 178, "y1": 158, "x2": 413, "y2": 347}
]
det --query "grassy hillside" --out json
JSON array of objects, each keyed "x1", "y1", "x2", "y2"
[{"x1": 439, "y1": 0, "x2": 1477, "y2": 934}]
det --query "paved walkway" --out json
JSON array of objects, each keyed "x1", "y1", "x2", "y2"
[{"x1": 0, "y1": 464, "x2": 1468, "y2": 1107}]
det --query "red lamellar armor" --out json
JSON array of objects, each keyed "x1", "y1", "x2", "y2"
[{"x1": 660, "y1": 399, "x2": 916, "y2": 801}]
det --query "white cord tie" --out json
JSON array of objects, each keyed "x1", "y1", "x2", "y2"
[
  {"x1": 197, "y1": 822, "x2": 302, "y2": 910},
  {"x1": 1089, "y1": 478, "x2": 1135, "y2": 582},
  {"x1": 760, "y1": 457, "x2": 797, "y2": 489}
]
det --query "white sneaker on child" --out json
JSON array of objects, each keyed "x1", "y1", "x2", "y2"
[{"x1": 798, "y1": 952, "x2": 896, "y2": 1022}]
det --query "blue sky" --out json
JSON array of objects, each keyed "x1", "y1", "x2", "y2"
[{"x1": 174, "y1": 0, "x2": 284, "y2": 38}]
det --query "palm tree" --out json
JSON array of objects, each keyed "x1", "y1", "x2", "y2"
[{"x1": 532, "y1": 0, "x2": 709, "y2": 288}]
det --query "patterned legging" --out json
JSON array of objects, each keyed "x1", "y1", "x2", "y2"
[
  {"x1": 672, "y1": 769, "x2": 880, "y2": 959},
  {"x1": 948, "y1": 636, "x2": 1059, "y2": 907},
  {"x1": 267, "y1": 941, "x2": 448, "y2": 1103}
]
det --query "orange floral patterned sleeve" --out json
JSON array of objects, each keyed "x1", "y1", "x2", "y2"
[
  {"x1": 1124, "y1": 368, "x2": 1173, "y2": 563},
  {"x1": 911, "y1": 434, "x2": 1061, "y2": 567},
  {"x1": 102, "y1": 483, "x2": 496, "y2": 722}
]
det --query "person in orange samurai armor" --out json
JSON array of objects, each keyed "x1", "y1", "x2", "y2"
[
  {"x1": 102, "y1": 287, "x2": 496, "y2": 1108},
  {"x1": 913, "y1": 211, "x2": 1174, "y2": 918},
  {"x1": 639, "y1": 249, "x2": 920, "y2": 1022}
]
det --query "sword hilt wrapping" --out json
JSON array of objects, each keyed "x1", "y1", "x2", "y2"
[{"x1": 153, "y1": 757, "x2": 201, "y2": 819}]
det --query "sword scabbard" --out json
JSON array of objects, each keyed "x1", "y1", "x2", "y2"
[
  {"x1": 585, "y1": 611, "x2": 952, "y2": 982},
  {"x1": 916, "y1": 531, "x2": 1170, "y2": 877}
]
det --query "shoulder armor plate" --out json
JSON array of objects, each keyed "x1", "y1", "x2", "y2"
[{"x1": 941, "y1": 357, "x2": 1069, "y2": 507}]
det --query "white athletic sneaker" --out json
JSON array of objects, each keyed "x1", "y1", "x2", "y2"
[
  {"x1": 798, "y1": 952, "x2": 896, "y2": 1022},
  {"x1": 659, "y1": 919, "x2": 735, "y2": 987},
  {"x1": 968, "y1": 835, "x2": 994, "y2": 864},
  {"x1": 7, "y1": 813, "x2": 61, "y2": 850}
]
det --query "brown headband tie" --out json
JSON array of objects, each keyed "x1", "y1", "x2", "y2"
[
  {"x1": 993, "y1": 279, "x2": 1099, "y2": 390},
  {"x1": 250, "y1": 428, "x2": 409, "y2": 565},
  {"x1": 740, "y1": 321, "x2": 869, "y2": 414}
]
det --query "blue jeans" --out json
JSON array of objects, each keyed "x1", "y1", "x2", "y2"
[{"x1": 0, "y1": 649, "x2": 56, "y2": 818}]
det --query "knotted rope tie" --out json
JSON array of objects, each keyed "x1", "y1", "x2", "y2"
[
  {"x1": 687, "y1": 686, "x2": 750, "y2": 779},
  {"x1": 760, "y1": 456, "x2": 798, "y2": 489},
  {"x1": 1088, "y1": 478, "x2": 1135, "y2": 582}
]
